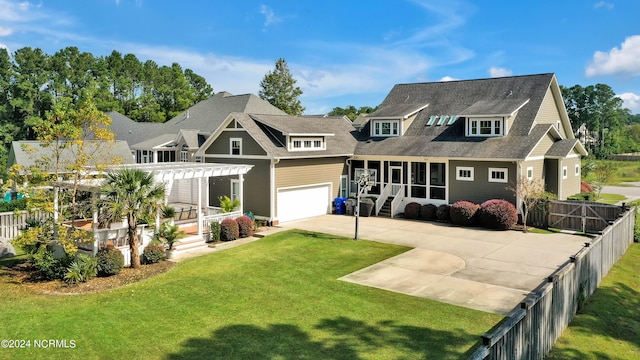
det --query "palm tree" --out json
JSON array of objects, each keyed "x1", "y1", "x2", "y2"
[{"x1": 100, "y1": 168, "x2": 166, "y2": 268}]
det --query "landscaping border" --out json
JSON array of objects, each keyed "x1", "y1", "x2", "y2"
[{"x1": 470, "y1": 207, "x2": 635, "y2": 360}]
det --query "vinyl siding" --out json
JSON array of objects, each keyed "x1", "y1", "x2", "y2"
[
  {"x1": 529, "y1": 133, "x2": 555, "y2": 158},
  {"x1": 449, "y1": 160, "x2": 517, "y2": 205},
  {"x1": 522, "y1": 159, "x2": 545, "y2": 180},
  {"x1": 275, "y1": 157, "x2": 348, "y2": 210},
  {"x1": 561, "y1": 155, "x2": 581, "y2": 198},
  {"x1": 536, "y1": 87, "x2": 567, "y2": 138},
  {"x1": 206, "y1": 157, "x2": 271, "y2": 217},
  {"x1": 205, "y1": 130, "x2": 267, "y2": 156}
]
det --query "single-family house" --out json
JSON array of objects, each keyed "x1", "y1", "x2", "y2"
[{"x1": 196, "y1": 73, "x2": 586, "y2": 223}]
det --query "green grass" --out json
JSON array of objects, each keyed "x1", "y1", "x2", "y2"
[
  {"x1": 583, "y1": 159, "x2": 640, "y2": 184},
  {"x1": 597, "y1": 193, "x2": 627, "y2": 205},
  {"x1": 547, "y1": 243, "x2": 640, "y2": 360},
  {"x1": 0, "y1": 230, "x2": 502, "y2": 359}
]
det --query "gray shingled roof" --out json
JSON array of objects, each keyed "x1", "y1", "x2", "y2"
[
  {"x1": 459, "y1": 98, "x2": 529, "y2": 116},
  {"x1": 368, "y1": 103, "x2": 428, "y2": 118},
  {"x1": 130, "y1": 134, "x2": 176, "y2": 150},
  {"x1": 232, "y1": 113, "x2": 357, "y2": 158},
  {"x1": 8, "y1": 140, "x2": 134, "y2": 173},
  {"x1": 355, "y1": 74, "x2": 559, "y2": 160},
  {"x1": 546, "y1": 139, "x2": 582, "y2": 158},
  {"x1": 106, "y1": 111, "x2": 162, "y2": 146}
]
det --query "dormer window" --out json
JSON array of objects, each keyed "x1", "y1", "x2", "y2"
[
  {"x1": 467, "y1": 117, "x2": 504, "y2": 137},
  {"x1": 372, "y1": 120, "x2": 399, "y2": 137},
  {"x1": 288, "y1": 136, "x2": 325, "y2": 151}
]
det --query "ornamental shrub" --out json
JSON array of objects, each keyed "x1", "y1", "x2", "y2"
[
  {"x1": 450, "y1": 201, "x2": 480, "y2": 226},
  {"x1": 208, "y1": 221, "x2": 221, "y2": 242},
  {"x1": 420, "y1": 204, "x2": 438, "y2": 221},
  {"x1": 436, "y1": 204, "x2": 451, "y2": 222},
  {"x1": 479, "y1": 199, "x2": 518, "y2": 230},
  {"x1": 404, "y1": 202, "x2": 421, "y2": 219},
  {"x1": 64, "y1": 253, "x2": 98, "y2": 284},
  {"x1": 31, "y1": 246, "x2": 67, "y2": 280},
  {"x1": 96, "y1": 246, "x2": 125, "y2": 276},
  {"x1": 236, "y1": 216, "x2": 254, "y2": 238},
  {"x1": 142, "y1": 243, "x2": 166, "y2": 264},
  {"x1": 220, "y1": 218, "x2": 239, "y2": 241}
]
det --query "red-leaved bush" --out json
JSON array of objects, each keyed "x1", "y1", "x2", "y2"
[
  {"x1": 220, "y1": 218, "x2": 239, "y2": 241},
  {"x1": 404, "y1": 202, "x2": 421, "y2": 219},
  {"x1": 420, "y1": 204, "x2": 438, "y2": 221},
  {"x1": 479, "y1": 199, "x2": 517, "y2": 230},
  {"x1": 236, "y1": 215, "x2": 254, "y2": 238},
  {"x1": 436, "y1": 204, "x2": 451, "y2": 222},
  {"x1": 450, "y1": 200, "x2": 480, "y2": 226}
]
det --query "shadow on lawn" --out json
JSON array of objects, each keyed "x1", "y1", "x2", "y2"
[
  {"x1": 548, "y1": 281, "x2": 640, "y2": 359},
  {"x1": 166, "y1": 316, "x2": 479, "y2": 359}
]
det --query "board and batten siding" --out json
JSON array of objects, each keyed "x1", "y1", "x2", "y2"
[
  {"x1": 274, "y1": 157, "x2": 348, "y2": 210},
  {"x1": 206, "y1": 157, "x2": 271, "y2": 217},
  {"x1": 536, "y1": 87, "x2": 568, "y2": 138},
  {"x1": 448, "y1": 160, "x2": 517, "y2": 205},
  {"x1": 205, "y1": 131, "x2": 267, "y2": 156}
]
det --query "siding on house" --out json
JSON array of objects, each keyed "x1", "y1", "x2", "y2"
[
  {"x1": 529, "y1": 133, "x2": 555, "y2": 158},
  {"x1": 561, "y1": 155, "x2": 581, "y2": 198},
  {"x1": 522, "y1": 159, "x2": 545, "y2": 180},
  {"x1": 274, "y1": 157, "x2": 348, "y2": 210},
  {"x1": 535, "y1": 87, "x2": 567, "y2": 138},
  {"x1": 205, "y1": 131, "x2": 267, "y2": 156},
  {"x1": 449, "y1": 160, "x2": 517, "y2": 205},
  {"x1": 206, "y1": 157, "x2": 271, "y2": 217}
]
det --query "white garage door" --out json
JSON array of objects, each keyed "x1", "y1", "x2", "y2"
[{"x1": 277, "y1": 184, "x2": 331, "y2": 222}]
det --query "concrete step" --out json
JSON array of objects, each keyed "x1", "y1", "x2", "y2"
[{"x1": 173, "y1": 236, "x2": 207, "y2": 252}]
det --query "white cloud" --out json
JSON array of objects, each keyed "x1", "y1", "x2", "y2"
[
  {"x1": 439, "y1": 76, "x2": 459, "y2": 82},
  {"x1": 0, "y1": 26, "x2": 13, "y2": 36},
  {"x1": 260, "y1": 5, "x2": 282, "y2": 30},
  {"x1": 0, "y1": 0, "x2": 35, "y2": 21},
  {"x1": 593, "y1": 1, "x2": 614, "y2": 9},
  {"x1": 618, "y1": 92, "x2": 640, "y2": 114},
  {"x1": 489, "y1": 67, "x2": 512, "y2": 77},
  {"x1": 586, "y1": 35, "x2": 640, "y2": 77}
]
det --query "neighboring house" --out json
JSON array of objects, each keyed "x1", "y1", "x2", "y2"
[
  {"x1": 196, "y1": 113, "x2": 357, "y2": 223},
  {"x1": 7, "y1": 140, "x2": 134, "y2": 176},
  {"x1": 110, "y1": 91, "x2": 287, "y2": 164},
  {"x1": 197, "y1": 73, "x2": 587, "y2": 223}
]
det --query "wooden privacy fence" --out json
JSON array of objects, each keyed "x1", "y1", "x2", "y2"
[
  {"x1": 0, "y1": 210, "x2": 49, "y2": 239},
  {"x1": 470, "y1": 206, "x2": 635, "y2": 360},
  {"x1": 527, "y1": 200, "x2": 624, "y2": 233}
]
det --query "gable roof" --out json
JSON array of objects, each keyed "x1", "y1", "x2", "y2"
[
  {"x1": 201, "y1": 113, "x2": 358, "y2": 159},
  {"x1": 546, "y1": 139, "x2": 588, "y2": 158},
  {"x1": 106, "y1": 111, "x2": 162, "y2": 146},
  {"x1": 355, "y1": 73, "x2": 576, "y2": 160},
  {"x1": 8, "y1": 140, "x2": 134, "y2": 174}
]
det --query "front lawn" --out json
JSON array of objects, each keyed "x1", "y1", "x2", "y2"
[
  {"x1": 0, "y1": 229, "x2": 501, "y2": 359},
  {"x1": 547, "y1": 243, "x2": 640, "y2": 359}
]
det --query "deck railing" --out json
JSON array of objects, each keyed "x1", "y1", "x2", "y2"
[
  {"x1": 375, "y1": 183, "x2": 391, "y2": 215},
  {"x1": 390, "y1": 185, "x2": 405, "y2": 218}
]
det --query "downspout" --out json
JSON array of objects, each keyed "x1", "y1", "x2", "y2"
[{"x1": 516, "y1": 161, "x2": 522, "y2": 214}]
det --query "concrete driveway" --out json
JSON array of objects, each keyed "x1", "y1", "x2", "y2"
[{"x1": 281, "y1": 214, "x2": 588, "y2": 315}]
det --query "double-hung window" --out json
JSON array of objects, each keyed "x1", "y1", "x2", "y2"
[
  {"x1": 230, "y1": 138, "x2": 242, "y2": 155},
  {"x1": 372, "y1": 120, "x2": 399, "y2": 136},
  {"x1": 468, "y1": 118, "x2": 504, "y2": 137}
]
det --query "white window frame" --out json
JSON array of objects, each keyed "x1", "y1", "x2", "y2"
[
  {"x1": 563, "y1": 166, "x2": 568, "y2": 179},
  {"x1": 230, "y1": 138, "x2": 242, "y2": 155},
  {"x1": 340, "y1": 175, "x2": 349, "y2": 198},
  {"x1": 467, "y1": 117, "x2": 504, "y2": 137},
  {"x1": 455, "y1": 166, "x2": 474, "y2": 181},
  {"x1": 526, "y1": 166, "x2": 534, "y2": 180},
  {"x1": 575, "y1": 164, "x2": 580, "y2": 176},
  {"x1": 230, "y1": 179, "x2": 240, "y2": 203},
  {"x1": 288, "y1": 136, "x2": 325, "y2": 151},
  {"x1": 180, "y1": 145, "x2": 189, "y2": 162},
  {"x1": 488, "y1": 167, "x2": 508, "y2": 183},
  {"x1": 371, "y1": 119, "x2": 400, "y2": 137}
]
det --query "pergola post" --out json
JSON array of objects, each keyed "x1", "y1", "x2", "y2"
[
  {"x1": 197, "y1": 177, "x2": 203, "y2": 237},
  {"x1": 238, "y1": 173, "x2": 244, "y2": 215}
]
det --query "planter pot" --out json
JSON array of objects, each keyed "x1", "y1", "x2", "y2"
[{"x1": 165, "y1": 249, "x2": 177, "y2": 260}]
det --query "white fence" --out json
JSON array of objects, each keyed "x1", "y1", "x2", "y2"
[
  {"x1": 470, "y1": 208, "x2": 635, "y2": 360},
  {"x1": 0, "y1": 210, "x2": 49, "y2": 239}
]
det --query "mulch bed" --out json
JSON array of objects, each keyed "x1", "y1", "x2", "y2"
[{"x1": 1, "y1": 259, "x2": 175, "y2": 295}]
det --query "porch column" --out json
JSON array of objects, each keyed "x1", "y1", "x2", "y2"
[
  {"x1": 238, "y1": 173, "x2": 244, "y2": 215},
  {"x1": 197, "y1": 177, "x2": 203, "y2": 237}
]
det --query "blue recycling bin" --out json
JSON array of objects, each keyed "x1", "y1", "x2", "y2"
[{"x1": 334, "y1": 197, "x2": 347, "y2": 215}]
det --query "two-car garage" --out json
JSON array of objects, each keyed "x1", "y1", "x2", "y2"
[{"x1": 276, "y1": 183, "x2": 332, "y2": 223}]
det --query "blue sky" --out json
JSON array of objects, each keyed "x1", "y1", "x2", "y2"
[{"x1": 1, "y1": 0, "x2": 640, "y2": 115}]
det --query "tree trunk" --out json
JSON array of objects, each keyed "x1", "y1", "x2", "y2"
[{"x1": 128, "y1": 218, "x2": 141, "y2": 268}]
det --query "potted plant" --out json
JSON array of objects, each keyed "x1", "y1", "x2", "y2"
[
  {"x1": 161, "y1": 205, "x2": 176, "y2": 225},
  {"x1": 157, "y1": 222, "x2": 186, "y2": 259}
]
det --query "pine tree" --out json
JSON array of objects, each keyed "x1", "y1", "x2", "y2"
[{"x1": 259, "y1": 58, "x2": 305, "y2": 115}]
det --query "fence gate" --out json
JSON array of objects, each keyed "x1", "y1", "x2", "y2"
[{"x1": 548, "y1": 200, "x2": 622, "y2": 233}]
